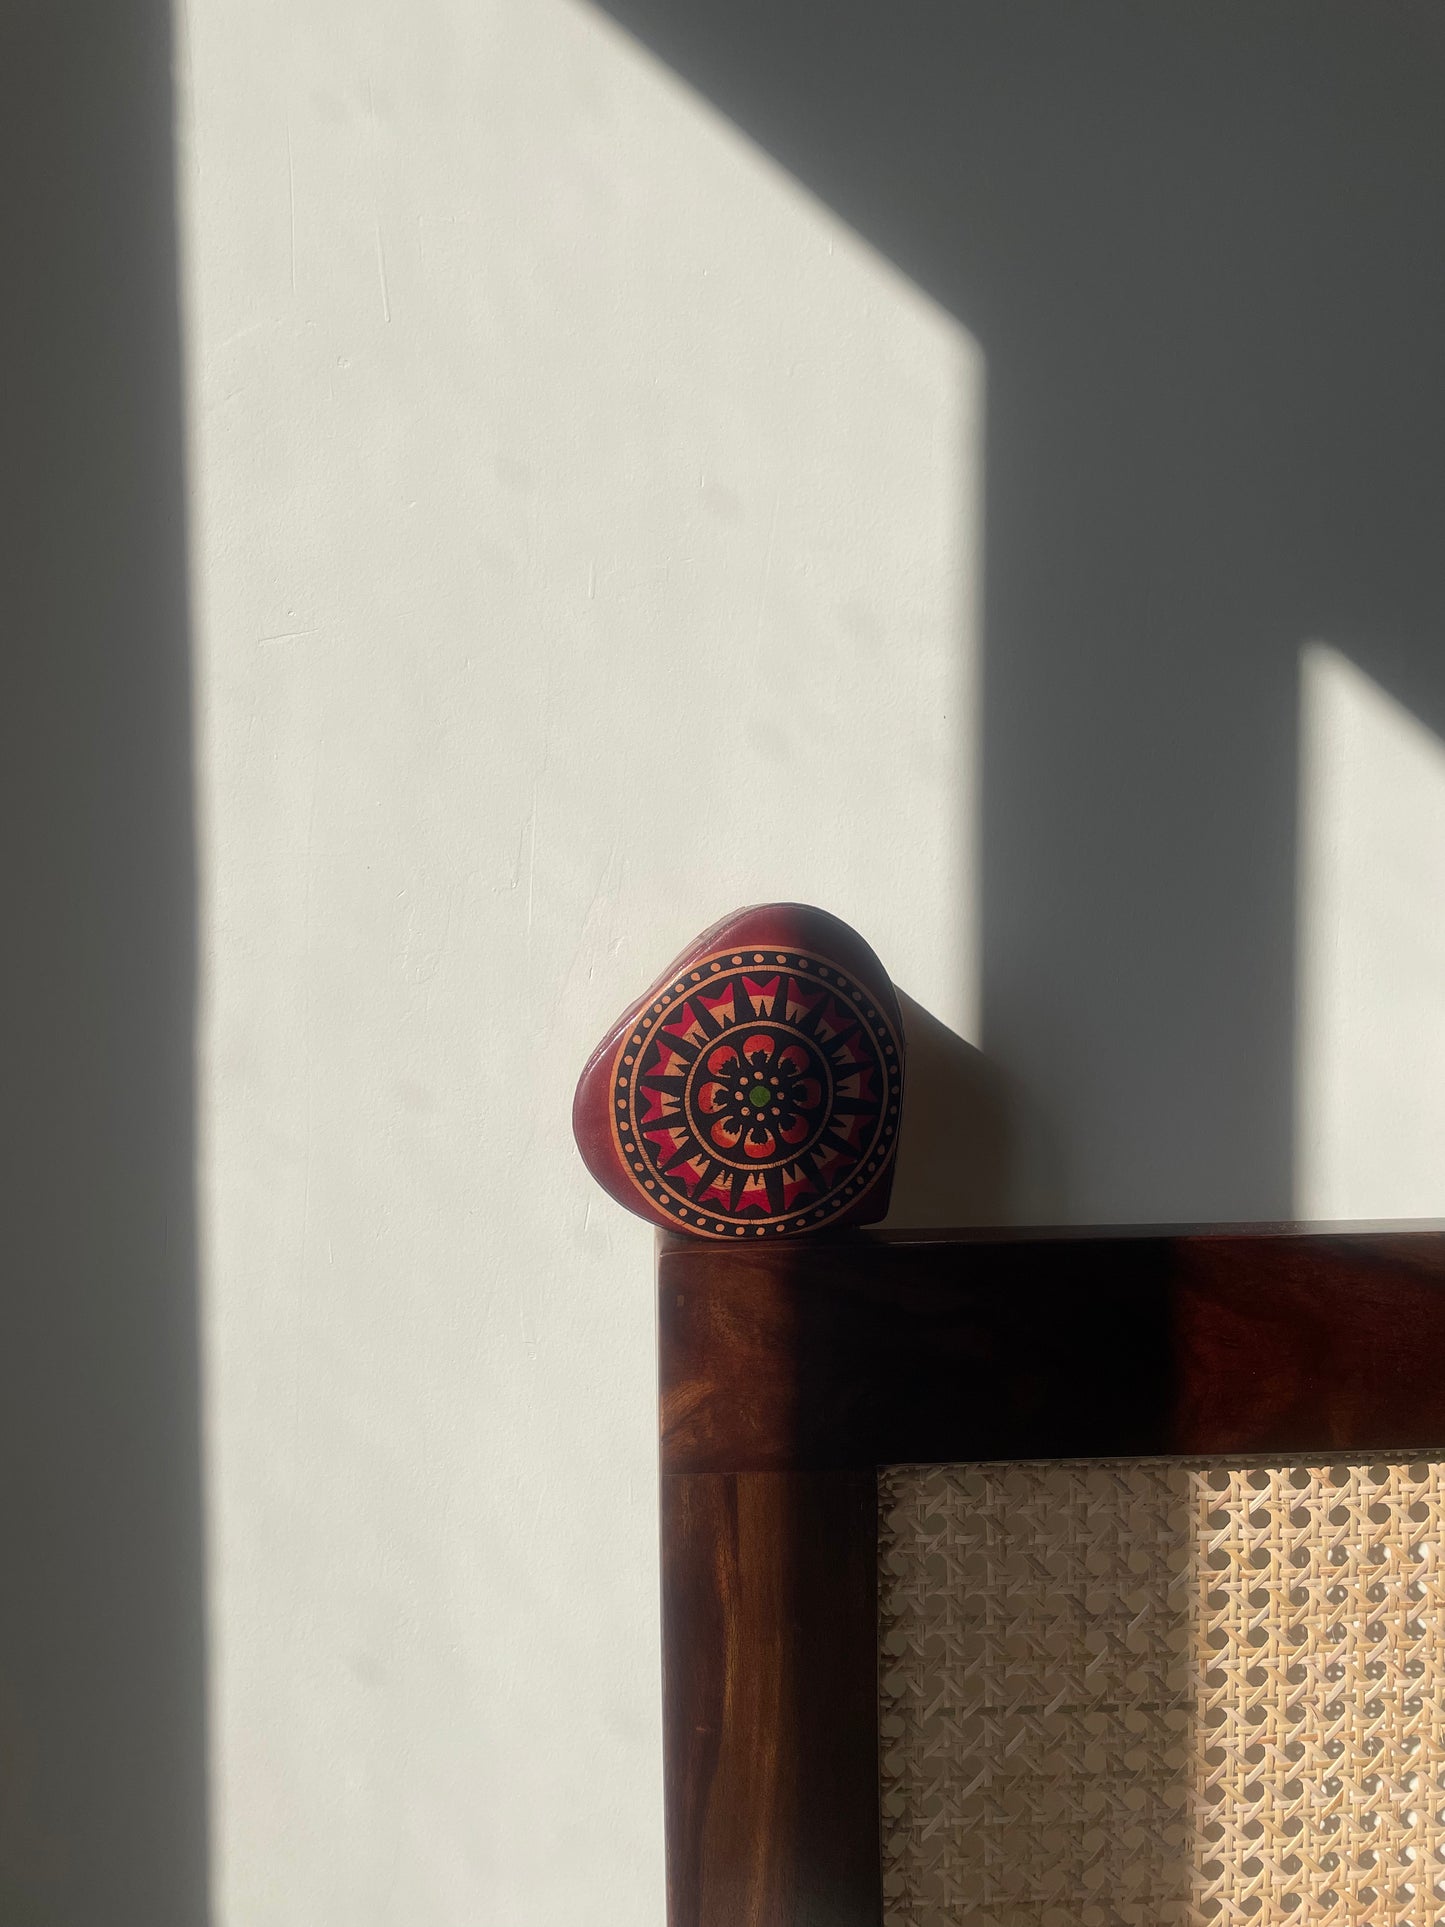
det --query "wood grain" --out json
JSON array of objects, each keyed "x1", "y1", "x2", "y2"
[
  {"x1": 659, "y1": 1224, "x2": 1445, "y2": 1472},
  {"x1": 656, "y1": 1222, "x2": 1445, "y2": 1925},
  {"x1": 660, "y1": 1470, "x2": 880, "y2": 1927}
]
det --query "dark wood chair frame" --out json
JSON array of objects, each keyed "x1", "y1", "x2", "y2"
[{"x1": 657, "y1": 1222, "x2": 1445, "y2": 1927}]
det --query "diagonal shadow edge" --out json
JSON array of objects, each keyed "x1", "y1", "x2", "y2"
[{"x1": 586, "y1": 0, "x2": 1445, "y2": 1225}]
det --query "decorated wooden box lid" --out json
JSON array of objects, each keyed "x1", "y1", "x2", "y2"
[{"x1": 573, "y1": 904, "x2": 905, "y2": 1239}]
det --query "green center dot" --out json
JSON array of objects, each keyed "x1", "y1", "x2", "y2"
[{"x1": 749, "y1": 1084, "x2": 772, "y2": 1108}]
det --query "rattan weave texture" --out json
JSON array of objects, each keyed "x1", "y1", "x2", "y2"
[{"x1": 878, "y1": 1460, "x2": 1445, "y2": 1927}]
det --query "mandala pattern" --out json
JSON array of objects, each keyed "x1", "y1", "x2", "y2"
[{"x1": 611, "y1": 947, "x2": 901, "y2": 1236}]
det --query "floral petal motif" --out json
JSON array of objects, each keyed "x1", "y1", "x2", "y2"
[{"x1": 575, "y1": 906, "x2": 904, "y2": 1240}]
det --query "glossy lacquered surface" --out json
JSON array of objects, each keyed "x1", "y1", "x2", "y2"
[
  {"x1": 661, "y1": 1471, "x2": 879, "y2": 1927},
  {"x1": 573, "y1": 905, "x2": 905, "y2": 1239},
  {"x1": 659, "y1": 1223, "x2": 1445, "y2": 1472}
]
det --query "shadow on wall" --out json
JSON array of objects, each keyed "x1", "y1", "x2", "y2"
[
  {"x1": 0, "y1": 5, "x2": 207, "y2": 1925},
  {"x1": 593, "y1": 0, "x2": 1445, "y2": 1224},
  {"x1": 884, "y1": 991, "x2": 1013, "y2": 1228}
]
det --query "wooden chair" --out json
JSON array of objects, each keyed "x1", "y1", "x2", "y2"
[
  {"x1": 573, "y1": 905, "x2": 1445, "y2": 1923},
  {"x1": 657, "y1": 1223, "x2": 1445, "y2": 1925}
]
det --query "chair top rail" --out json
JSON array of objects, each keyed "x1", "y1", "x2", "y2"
[{"x1": 658, "y1": 1222, "x2": 1445, "y2": 1474}]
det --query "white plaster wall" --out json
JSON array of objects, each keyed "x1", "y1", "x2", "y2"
[
  {"x1": 178, "y1": 3, "x2": 980, "y2": 1921},
  {"x1": 1296, "y1": 645, "x2": 1445, "y2": 1221}
]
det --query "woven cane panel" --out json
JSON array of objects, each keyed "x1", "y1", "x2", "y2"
[{"x1": 878, "y1": 1459, "x2": 1445, "y2": 1927}]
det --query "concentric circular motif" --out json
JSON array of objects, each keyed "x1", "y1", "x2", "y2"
[{"x1": 612, "y1": 947, "x2": 902, "y2": 1237}]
